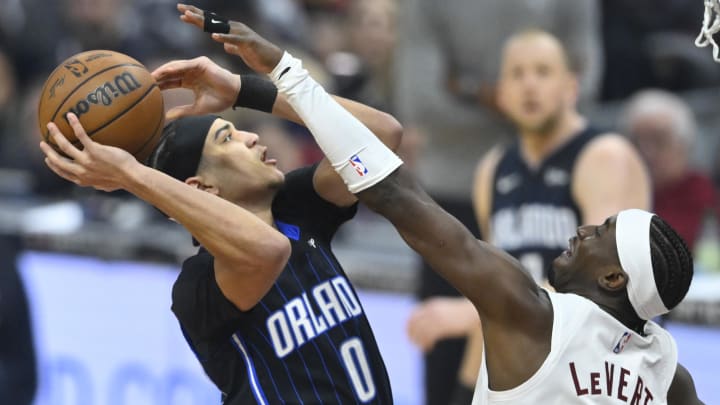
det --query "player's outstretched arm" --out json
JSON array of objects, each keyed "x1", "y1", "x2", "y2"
[
  {"x1": 154, "y1": 4, "x2": 403, "y2": 206},
  {"x1": 358, "y1": 169, "x2": 552, "y2": 327},
  {"x1": 169, "y1": 4, "x2": 550, "y2": 334},
  {"x1": 667, "y1": 364, "x2": 704, "y2": 405}
]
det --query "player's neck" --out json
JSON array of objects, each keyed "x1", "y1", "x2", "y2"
[
  {"x1": 520, "y1": 111, "x2": 585, "y2": 169},
  {"x1": 234, "y1": 194, "x2": 276, "y2": 226},
  {"x1": 596, "y1": 301, "x2": 646, "y2": 336}
]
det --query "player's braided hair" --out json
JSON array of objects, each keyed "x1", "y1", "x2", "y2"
[{"x1": 648, "y1": 216, "x2": 694, "y2": 310}]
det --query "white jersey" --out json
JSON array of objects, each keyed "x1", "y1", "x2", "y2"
[{"x1": 472, "y1": 291, "x2": 678, "y2": 404}]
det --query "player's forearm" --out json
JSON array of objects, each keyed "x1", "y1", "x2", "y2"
[
  {"x1": 269, "y1": 52, "x2": 402, "y2": 194},
  {"x1": 124, "y1": 163, "x2": 289, "y2": 267},
  {"x1": 272, "y1": 93, "x2": 403, "y2": 151},
  {"x1": 358, "y1": 169, "x2": 499, "y2": 301}
]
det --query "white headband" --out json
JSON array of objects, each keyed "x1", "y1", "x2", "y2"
[{"x1": 615, "y1": 209, "x2": 669, "y2": 320}]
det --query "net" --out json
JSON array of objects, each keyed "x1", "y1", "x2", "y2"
[{"x1": 696, "y1": 0, "x2": 720, "y2": 62}]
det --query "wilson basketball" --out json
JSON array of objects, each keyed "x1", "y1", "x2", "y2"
[{"x1": 38, "y1": 50, "x2": 164, "y2": 162}]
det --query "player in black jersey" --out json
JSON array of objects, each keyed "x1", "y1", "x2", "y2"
[
  {"x1": 405, "y1": 30, "x2": 652, "y2": 402},
  {"x1": 38, "y1": 5, "x2": 398, "y2": 404}
]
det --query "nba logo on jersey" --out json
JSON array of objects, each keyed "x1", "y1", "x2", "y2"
[
  {"x1": 613, "y1": 331, "x2": 632, "y2": 354},
  {"x1": 349, "y1": 154, "x2": 368, "y2": 177}
]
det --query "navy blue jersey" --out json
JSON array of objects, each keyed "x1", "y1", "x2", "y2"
[
  {"x1": 490, "y1": 127, "x2": 602, "y2": 282},
  {"x1": 171, "y1": 164, "x2": 393, "y2": 404}
]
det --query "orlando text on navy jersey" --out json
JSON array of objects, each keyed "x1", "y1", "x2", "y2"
[
  {"x1": 171, "y1": 164, "x2": 393, "y2": 404},
  {"x1": 491, "y1": 127, "x2": 602, "y2": 282}
]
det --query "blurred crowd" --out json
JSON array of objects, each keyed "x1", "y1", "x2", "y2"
[{"x1": 0, "y1": 0, "x2": 718, "y2": 221}]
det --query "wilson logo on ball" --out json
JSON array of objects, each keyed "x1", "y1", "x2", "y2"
[
  {"x1": 65, "y1": 71, "x2": 144, "y2": 120},
  {"x1": 63, "y1": 59, "x2": 89, "y2": 78}
]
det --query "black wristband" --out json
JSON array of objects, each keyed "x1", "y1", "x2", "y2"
[
  {"x1": 233, "y1": 75, "x2": 278, "y2": 113},
  {"x1": 203, "y1": 12, "x2": 230, "y2": 34}
]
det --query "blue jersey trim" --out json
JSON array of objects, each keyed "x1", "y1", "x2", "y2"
[
  {"x1": 231, "y1": 333, "x2": 270, "y2": 405},
  {"x1": 275, "y1": 220, "x2": 300, "y2": 240}
]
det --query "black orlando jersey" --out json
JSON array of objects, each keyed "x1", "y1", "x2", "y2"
[
  {"x1": 490, "y1": 127, "x2": 602, "y2": 282},
  {"x1": 172, "y1": 164, "x2": 393, "y2": 404}
]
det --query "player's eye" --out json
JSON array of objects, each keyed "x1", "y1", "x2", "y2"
[{"x1": 223, "y1": 133, "x2": 232, "y2": 143}]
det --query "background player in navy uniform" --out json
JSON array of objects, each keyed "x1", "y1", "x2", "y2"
[
  {"x1": 38, "y1": 5, "x2": 398, "y2": 404},
  {"x1": 405, "y1": 30, "x2": 651, "y2": 402},
  {"x1": 181, "y1": 24, "x2": 701, "y2": 403}
]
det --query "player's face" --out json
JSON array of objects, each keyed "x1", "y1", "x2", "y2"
[
  {"x1": 550, "y1": 216, "x2": 620, "y2": 292},
  {"x1": 200, "y1": 119, "x2": 285, "y2": 198},
  {"x1": 497, "y1": 37, "x2": 577, "y2": 134}
]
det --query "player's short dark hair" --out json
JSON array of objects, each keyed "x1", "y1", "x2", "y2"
[
  {"x1": 147, "y1": 115, "x2": 220, "y2": 181},
  {"x1": 649, "y1": 216, "x2": 694, "y2": 310}
]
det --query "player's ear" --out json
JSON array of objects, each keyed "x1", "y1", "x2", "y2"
[
  {"x1": 186, "y1": 176, "x2": 220, "y2": 196},
  {"x1": 598, "y1": 266, "x2": 627, "y2": 292}
]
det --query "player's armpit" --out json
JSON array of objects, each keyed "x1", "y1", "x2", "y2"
[{"x1": 667, "y1": 364, "x2": 704, "y2": 405}]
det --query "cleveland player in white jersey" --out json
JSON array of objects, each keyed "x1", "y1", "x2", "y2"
[{"x1": 192, "y1": 20, "x2": 701, "y2": 404}]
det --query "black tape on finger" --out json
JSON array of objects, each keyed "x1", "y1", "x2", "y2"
[{"x1": 203, "y1": 12, "x2": 230, "y2": 34}]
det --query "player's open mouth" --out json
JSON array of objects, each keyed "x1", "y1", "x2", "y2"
[
  {"x1": 260, "y1": 149, "x2": 277, "y2": 165},
  {"x1": 564, "y1": 237, "x2": 576, "y2": 257}
]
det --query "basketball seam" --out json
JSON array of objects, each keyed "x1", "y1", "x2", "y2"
[
  {"x1": 131, "y1": 93, "x2": 165, "y2": 158},
  {"x1": 49, "y1": 63, "x2": 146, "y2": 123},
  {"x1": 45, "y1": 83, "x2": 158, "y2": 145},
  {"x1": 62, "y1": 91, "x2": 163, "y2": 158},
  {"x1": 84, "y1": 84, "x2": 159, "y2": 138}
]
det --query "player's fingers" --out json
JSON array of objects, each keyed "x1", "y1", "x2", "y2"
[
  {"x1": 166, "y1": 104, "x2": 197, "y2": 121},
  {"x1": 179, "y1": 7, "x2": 204, "y2": 29},
  {"x1": 66, "y1": 113, "x2": 94, "y2": 149},
  {"x1": 178, "y1": 3, "x2": 204, "y2": 17},
  {"x1": 151, "y1": 59, "x2": 197, "y2": 81},
  {"x1": 40, "y1": 141, "x2": 83, "y2": 181},
  {"x1": 39, "y1": 141, "x2": 64, "y2": 162},
  {"x1": 211, "y1": 33, "x2": 251, "y2": 46},
  {"x1": 156, "y1": 78, "x2": 183, "y2": 91},
  {"x1": 44, "y1": 156, "x2": 81, "y2": 185},
  {"x1": 408, "y1": 329, "x2": 433, "y2": 352},
  {"x1": 47, "y1": 121, "x2": 84, "y2": 161}
]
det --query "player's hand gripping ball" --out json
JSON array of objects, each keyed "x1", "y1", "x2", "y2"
[{"x1": 38, "y1": 50, "x2": 164, "y2": 162}]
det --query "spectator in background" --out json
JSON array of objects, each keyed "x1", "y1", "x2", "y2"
[
  {"x1": 392, "y1": 2, "x2": 603, "y2": 403},
  {"x1": 337, "y1": 0, "x2": 397, "y2": 111},
  {"x1": 407, "y1": 30, "x2": 651, "y2": 404},
  {"x1": 621, "y1": 89, "x2": 719, "y2": 251}
]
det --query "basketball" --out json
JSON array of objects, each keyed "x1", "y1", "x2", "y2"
[{"x1": 37, "y1": 50, "x2": 164, "y2": 162}]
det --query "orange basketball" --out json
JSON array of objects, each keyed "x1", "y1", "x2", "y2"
[{"x1": 38, "y1": 50, "x2": 164, "y2": 162}]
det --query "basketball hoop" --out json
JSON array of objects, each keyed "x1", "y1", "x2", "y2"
[{"x1": 696, "y1": 0, "x2": 720, "y2": 62}]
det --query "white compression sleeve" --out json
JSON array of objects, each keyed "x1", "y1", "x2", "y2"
[{"x1": 269, "y1": 52, "x2": 403, "y2": 194}]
